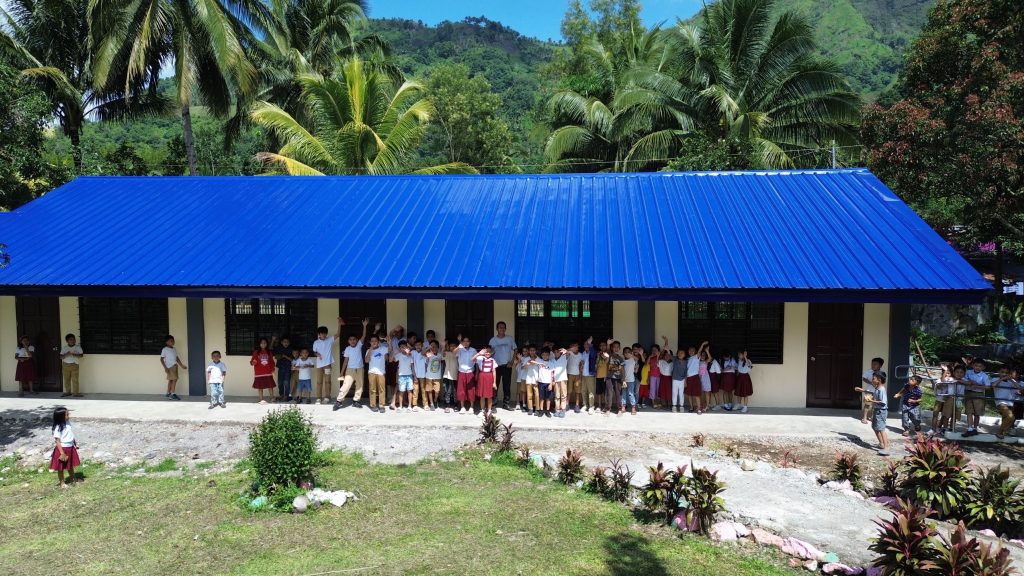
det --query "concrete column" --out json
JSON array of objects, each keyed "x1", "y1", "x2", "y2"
[
  {"x1": 889, "y1": 303, "x2": 912, "y2": 374},
  {"x1": 407, "y1": 299, "x2": 424, "y2": 336},
  {"x1": 186, "y1": 297, "x2": 205, "y2": 397},
  {"x1": 638, "y1": 301, "x2": 655, "y2": 348}
]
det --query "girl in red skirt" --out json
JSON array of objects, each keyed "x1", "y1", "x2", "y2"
[
  {"x1": 50, "y1": 406, "x2": 80, "y2": 488},
  {"x1": 474, "y1": 346, "x2": 498, "y2": 416},
  {"x1": 735, "y1": 349, "x2": 754, "y2": 413},
  {"x1": 15, "y1": 335, "x2": 37, "y2": 396},
  {"x1": 657, "y1": 350, "x2": 673, "y2": 409},
  {"x1": 720, "y1": 351, "x2": 737, "y2": 411},
  {"x1": 250, "y1": 337, "x2": 277, "y2": 404}
]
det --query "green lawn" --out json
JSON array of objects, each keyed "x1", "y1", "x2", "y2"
[{"x1": 0, "y1": 451, "x2": 798, "y2": 576}]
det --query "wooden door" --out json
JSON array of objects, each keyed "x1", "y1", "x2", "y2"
[
  {"x1": 16, "y1": 296, "x2": 61, "y2": 392},
  {"x1": 445, "y1": 300, "x2": 493, "y2": 349},
  {"x1": 806, "y1": 303, "x2": 864, "y2": 408}
]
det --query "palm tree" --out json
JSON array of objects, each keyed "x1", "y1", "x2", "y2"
[
  {"x1": 0, "y1": 0, "x2": 163, "y2": 172},
  {"x1": 89, "y1": 0, "x2": 265, "y2": 175},
  {"x1": 670, "y1": 0, "x2": 861, "y2": 168},
  {"x1": 251, "y1": 57, "x2": 475, "y2": 175}
]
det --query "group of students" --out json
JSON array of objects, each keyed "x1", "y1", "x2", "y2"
[
  {"x1": 10, "y1": 333, "x2": 84, "y2": 397},
  {"x1": 854, "y1": 355, "x2": 1023, "y2": 456},
  {"x1": 208, "y1": 317, "x2": 759, "y2": 417}
]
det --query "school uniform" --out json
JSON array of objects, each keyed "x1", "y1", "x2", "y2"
[
  {"x1": 658, "y1": 359, "x2": 674, "y2": 404},
  {"x1": 709, "y1": 359, "x2": 721, "y2": 393},
  {"x1": 735, "y1": 359, "x2": 754, "y2": 397},
  {"x1": 536, "y1": 358, "x2": 553, "y2": 401},
  {"x1": 993, "y1": 377, "x2": 1020, "y2": 436},
  {"x1": 312, "y1": 335, "x2": 336, "y2": 400},
  {"x1": 60, "y1": 343, "x2": 83, "y2": 395},
  {"x1": 581, "y1": 347, "x2": 597, "y2": 407},
  {"x1": 50, "y1": 424, "x2": 80, "y2": 471},
  {"x1": 963, "y1": 369, "x2": 991, "y2": 419},
  {"x1": 567, "y1": 351, "x2": 582, "y2": 400},
  {"x1": 476, "y1": 357, "x2": 497, "y2": 399},
  {"x1": 339, "y1": 340, "x2": 365, "y2": 402},
  {"x1": 456, "y1": 347, "x2": 477, "y2": 404},
  {"x1": 684, "y1": 355, "x2": 701, "y2": 397},
  {"x1": 670, "y1": 357, "x2": 687, "y2": 408},
  {"x1": 366, "y1": 345, "x2": 389, "y2": 408},
  {"x1": 721, "y1": 358, "x2": 737, "y2": 394}
]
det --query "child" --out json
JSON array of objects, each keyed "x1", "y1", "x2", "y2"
[
  {"x1": 623, "y1": 346, "x2": 639, "y2": 415},
  {"x1": 473, "y1": 346, "x2": 498, "y2": 416},
  {"x1": 291, "y1": 348, "x2": 315, "y2": 404},
  {"x1": 658, "y1": 349, "x2": 673, "y2": 410},
  {"x1": 684, "y1": 345, "x2": 703, "y2": 414},
  {"x1": 734, "y1": 349, "x2": 754, "y2": 413},
  {"x1": 646, "y1": 344, "x2": 661, "y2": 409},
  {"x1": 313, "y1": 317, "x2": 345, "y2": 405},
  {"x1": 581, "y1": 337, "x2": 597, "y2": 414},
  {"x1": 335, "y1": 318, "x2": 369, "y2": 411},
  {"x1": 944, "y1": 364, "x2": 970, "y2": 433},
  {"x1": 272, "y1": 336, "x2": 293, "y2": 402},
  {"x1": 709, "y1": 352, "x2": 722, "y2": 410},
  {"x1": 15, "y1": 335, "x2": 37, "y2": 396},
  {"x1": 424, "y1": 340, "x2": 443, "y2": 411},
  {"x1": 364, "y1": 335, "x2": 389, "y2": 412},
  {"x1": 595, "y1": 340, "x2": 609, "y2": 412},
  {"x1": 160, "y1": 335, "x2": 187, "y2": 401},
  {"x1": 961, "y1": 359, "x2": 991, "y2": 437},
  {"x1": 633, "y1": 345, "x2": 647, "y2": 408},
  {"x1": 551, "y1": 347, "x2": 569, "y2": 418},
  {"x1": 534, "y1": 347, "x2": 554, "y2": 417},
  {"x1": 290, "y1": 349, "x2": 301, "y2": 398},
  {"x1": 893, "y1": 375, "x2": 922, "y2": 436},
  {"x1": 523, "y1": 345, "x2": 540, "y2": 415},
  {"x1": 250, "y1": 337, "x2": 276, "y2": 404},
  {"x1": 720, "y1": 350, "x2": 737, "y2": 411},
  {"x1": 697, "y1": 341, "x2": 713, "y2": 411},
  {"x1": 392, "y1": 339, "x2": 415, "y2": 412},
  {"x1": 50, "y1": 407, "x2": 80, "y2": 488},
  {"x1": 861, "y1": 358, "x2": 886, "y2": 424},
  {"x1": 206, "y1": 351, "x2": 228, "y2": 409},
  {"x1": 666, "y1": 339, "x2": 688, "y2": 413},
  {"x1": 442, "y1": 339, "x2": 459, "y2": 413},
  {"x1": 992, "y1": 367, "x2": 1020, "y2": 440},
  {"x1": 59, "y1": 333, "x2": 84, "y2": 397},
  {"x1": 566, "y1": 342, "x2": 583, "y2": 413},
  {"x1": 931, "y1": 364, "x2": 952, "y2": 433},
  {"x1": 454, "y1": 336, "x2": 478, "y2": 414},
  {"x1": 855, "y1": 373, "x2": 890, "y2": 455},
  {"x1": 410, "y1": 340, "x2": 427, "y2": 412},
  {"x1": 605, "y1": 340, "x2": 624, "y2": 415}
]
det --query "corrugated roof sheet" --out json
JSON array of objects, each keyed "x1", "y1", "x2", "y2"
[{"x1": 0, "y1": 170, "x2": 991, "y2": 302}]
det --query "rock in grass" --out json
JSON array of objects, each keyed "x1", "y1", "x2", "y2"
[
  {"x1": 822, "y1": 563, "x2": 863, "y2": 575},
  {"x1": 978, "y1": 528, "x2": 997, "y2": 538},
  {"x1": 739, "y1": 459, "x2": 756, "y2": 471},
  {"x1": 710, "y1": 521, "x2": 738, "y2": 542},
  {"x1": 292, "y1": 495, "x2": 309, "y2": 513},
  {"x1": 781, "y1": 537, "x2": 826, "y2": 561},
  {"x1": 803, "y1": 560, "x2": 818, "y2": 572},
  {"x1": 751, "y1": 528, "x2": 784, "y2": 548}
]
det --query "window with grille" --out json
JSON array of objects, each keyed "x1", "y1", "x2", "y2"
[
  {"x1": 514, "y1": 300, "x2": 612, "y2": 348},
  {"x1": 678, "y1": 302, "x2": 784, "y2": 363},
  {"x1": 225, "y1": 298, "x2": 318, "y2": 355},
  {"x1": 79, "y1": 298, "x2": 169, "y2": 354}
]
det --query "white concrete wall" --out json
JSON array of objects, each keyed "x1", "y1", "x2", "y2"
[
  {"x1": 424, "y1": 299, "x2": 445, "y2": 336},
  {"x1": 753, "y1": 302, "x2": 809, "y2": 408},
  {"x1": 613, "y1": 301, "x2": 638, "y2": 345},
  {"x1": 863, "y1": 303, "x2": 891, "y2": 369},
  {"x1": 494, "y1": 300, "x2": 515, "y2": 339},
  {"x1": 654, "y1": 301, "x2": 679, "y2": 350},
  {"x1": 0, "y1": 296, "x2": 17, "y2": 391},
  {"x1": 386, "y1": 299, "x2": 407, "y2": 330}
]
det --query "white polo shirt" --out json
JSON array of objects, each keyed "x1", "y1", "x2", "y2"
[
  {"x1": 313, "y1": 335, "x2": 335, "y2": 369},
  {"x1": 342, "y1": 340, "x2": 364, "y2": 370}
]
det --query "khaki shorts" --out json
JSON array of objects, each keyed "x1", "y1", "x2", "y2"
[
  {"x1": 964, "y1": 397, "x2": 986, "y2": 417},
  {"x1": 165, "y1": 365, "x2": 178, "y2": 380},
  {"x1": 568, "y1": 374, "x2": 582, "y2": 394},
  {"x1": 426, "y1": 379, "x2": 441, "y2": 393}
]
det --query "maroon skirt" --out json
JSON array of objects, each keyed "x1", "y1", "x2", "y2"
[
  {"x1": 659, "y1": 375, "x2": 673, "y2": 402},
  {"x1": 684, "y1": 375, "x2": 701, "y2": 396},
  {"x1": 252, "y1": 374, "x2": 275, "y2": 390},
  {"x1": 735, "y1": 373, "x2": 753, "y2": 397},
  {"x1": 720, "y1": 372, "x2": 737, "y2": 393},
  {"x1": 710, "y1": 373, "x2": 721, "y2": 393},
  {"x1": 15, "y1": 358, "x2": 37, "y2": 382},
  {"x1": 50, "y1": 446, "x2": 81, "y2": 471},
  {"x1": 477, "y1": 371, "x2": 495, "y2": 399}
]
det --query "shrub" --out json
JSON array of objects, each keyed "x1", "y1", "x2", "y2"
[
  {"x1": 497, "y1": 423, "x2": 517, "y2": 454},
  {"x1": 641, "y1": 461, "x2": 679, "y2": 521},
  {"x1": 515, "y1": 445, "x2": 533, "y2": 468},
  {"x1": 607, "y1": 458, "x2": 635, "y2": 503},
  {"x1": 868, "y1": 498, "x2": 940, "y2": 575},
  {"x1": 557, "y1": 449, "x2": 585, "y2": 485},
  {"x1": 584, "y1": 465, "x2": 612, "y2": 497},
  {"x1": 899, "y1": 437, "x2": 972, "y2": 519},
  {"x1": 963, "y1": 466, "x2": 1024, "y2": 538},
  {"x1": 691, "y1": 433, "x2": 706, "y2": 448},
  {"x1": 832, "y1": 451, "x2": 864, "y2": 491},
  {"x1": 927, "y1": 521, "x2": 1016, "y2": 576},
  {"x1": 479, "y1": 412, "x2": 501, "y2": 444},
  {"x1": 879, "y1": 460, "x2": 900, "y2": 497},
  {"x1": 681, "y1": 465, "x2": 726, "y2": 535},
  {"x1": 268, "y1": 484, "x2": 306, "y2": 512},
  {"x1": 248, "y1": 408, "x2": 317, "y2": 492}
]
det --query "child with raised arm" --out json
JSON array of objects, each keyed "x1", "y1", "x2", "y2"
[
  {"x1": 313, "y1": 317, "x2": 344, "y2": 405},
  {"x1": 861, "y1": 358, "x2": 886, "y2": 424},
  {"x1": 160, "y1": 335, "x2": 187, "y2": 401},
  {"x1": 392, "y1": 338, "x2": 415, "y2": 412},
  {"x1": 646, "y1": 344, "x2": 661, "y2": 409},
  {"x1": 364, "y1": 335, "x2": 389, "y2": 412},
  {"x1": 893, "y1": 374, "x2": 922, "y2": 436},
  {"x1": 335, "y1": 318, "x2": 369, "y2": 411},
  {"x1": 734, "y1": 349, "x2": 754, "y2": 413},
  {"x1": 473, "y1": 345, "x2": 498, "y2": 416},
  {"x1": 206, "y1": 351, "x2": 228, "y2": 409},
  {"x1": 684, "y1": 345, "x2": 702, "y2": 414},
  {"x1": 551, "y1": 346, "x2": 569, "y2": 418},
  {"x1": 533, "y1": 347, "x2": 554, "y2": 417}
]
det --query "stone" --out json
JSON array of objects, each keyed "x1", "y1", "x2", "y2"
[
  {"x1": 143, "y1": 451, "x2": 157, "y2": 461},
  {"x1": 206, "y1": 480, "x2": 217, "y2": 488},
  {"x1": 92, "y1": 451, "x2": 114, "y2": 462},
  {"x1": 307, "y1": 488, "x2": 356, "y2": 508},
  {"x1": 870, "y1": 496, "x2": 898, "y2": 508},
  {"x1": 1010, "y1": 539, "x2": 1024, "y2": 548},
  {"x1": 292, "y1": 495, "x2": 309, "y2": 513},
  {"x1": 710, "y1": 521, "x2": 738, "y2": 542},
  {"x1": 803, "y1": 560, "x2": 818, "y2": 572},
  {"x1": 732, "y1": 522, "x2": 750, "y2": 538},
  {"x1": 841, "y1": 489, "x2": 865, "y2": 500},
  {"x1": 823, "y1": 552, "x2": 840, "y2": 563},
  {"x1": 978, "y1": 529, "x2": 997, "y2": 538},
  {"x1": 824, "y1": 480, "x2": 852, "y2": 492},
  {"x1": 751, "y1": 528, "x2": 784, "y2": 548},
  {"x1": 781, "y1": 537, "x2": 826, "y2": 561},
  {"x1": 822, "y1": 563, "x2": 862, "y2": 575},
  {"x1": 740, "y1": 459, "x2": 756, "y2": 471}
]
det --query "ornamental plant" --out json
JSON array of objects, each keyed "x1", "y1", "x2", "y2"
[
  {"x1": 248, "y1": 408, "x2": 318, "y2": 492},
  {"x1": 641, "y1": 462, "x2": 686, "y2": 522},
  {"x1": 584, "y1": 465, "x2": 612, "y2": 497},
  {"x1": 869, "y1": 498, "x2": 940, "y2": 575},
  {"x1": 963, "y1": 466, "x2": 1024, "y2": 539},
  {"x1": 832, "y1": 451, "x2": 864, "y2": 491},
  {"x1": 927, "y1": 522, "x2": 1016, "y2": 576},
  {"x1": 681, "y1": 465, "x2": 727, "y2": 536},
  {"x1": 898, "y1": 437, "x2": 972, "y2": 519},
  {"x1": 478, "y1": 412, "x2": 501, "y2": 444},
  {"x1": 557, "y1": 449, "x2": 585, "y2": 485},
  {"x1": 607, "y1": 458, "x2": 635, "y2": 503}
]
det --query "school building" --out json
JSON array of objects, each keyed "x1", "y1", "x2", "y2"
[{"x1": 0, "y1": 170, "x2": 990, "y2": 408}]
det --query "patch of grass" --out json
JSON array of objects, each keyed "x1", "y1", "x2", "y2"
[
  {"x1": 144, "y1": 458, "x2": 177, "y2": 473},
  {"x1": 0, "y1": 450, "x2": 799, "y2": 576},
  {"x1": 193, "y1": 461, "x2": 215, "y2": 471}
]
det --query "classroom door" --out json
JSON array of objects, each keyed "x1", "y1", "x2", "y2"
[
  {"x1": 445, "y1": 300, "x2": 493, "y2": 349},
  {"x1": 806, "y1": 303, "x2": 863, "y2": 408},
  {"x1": 15, "y1": 296, "x2": 61, "y2": 392},
  {"x1": 337, "y1": 299, "x2": 386, "y2": 399}
]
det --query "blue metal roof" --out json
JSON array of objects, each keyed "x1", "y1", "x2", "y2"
[{"x1": 0, "y1": 170, "x2": 991, "y2": 303}]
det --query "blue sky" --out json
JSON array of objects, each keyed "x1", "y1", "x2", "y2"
[{"x1": 369, "y1": 0, "x2": 705, "y2": 41}]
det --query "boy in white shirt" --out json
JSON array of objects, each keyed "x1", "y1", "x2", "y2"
[
  {"x1": 622, "y1": 347, "x2": 638, "y2": 415},
  {"x1": 424, "y1": 340, "x2": 444, "y2": 411},
  {"x1": 551, "y1": 347, "x2": 569, "y2": 418},
  {"x1": 312, "y1": 317, "x2": 344, "y2": 405},
  {"x1": 160, "y1": 335, "x2": 187, "y2": 401},
  {"x1": 365, "y1": 336, "x2": 389, "y2": 412},
  {"x1": 206, "y1": 351, "x2": 228, "y2": 409},
  {"x1": 961, "y1": 359, "x2": 992, "y2": 437},
  {"x1": 291, "y1": 348, "x2": 315, "y2": 404},
  {"x1": 532, "y1": 348, "x2": 553, "y2": 418},
  {"x1": 411, "y1": 340, "x2": 428, "y2": 412},
  {"x1": 391, "y1": 339, "x2": 415, "y2": 412},
  {"x1": 59, "y1": 333, "x2": 84, "y2": 397},
  {"x1": 335, "y1": 318, "x2": 369, "y2": 411},
  {"x1": 566, "y1": 342, "x2": 583, "y2": 413}
]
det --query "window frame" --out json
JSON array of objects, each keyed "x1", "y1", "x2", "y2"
[
  {"x1": 224, "y1": 298, "x2": 318, "y2": 356},
  {"x1": 78, "y1": 297, "x2": 169, "y2": 355},
  {"x1": 514, "y1": 299, "x2": 613, "y2": 347},
  {"x1": 677, "y1": 301, "x2": 785, "y2": 364}
]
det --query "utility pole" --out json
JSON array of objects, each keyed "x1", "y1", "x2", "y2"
[{"x1": 831, "y1": 140, "x2": 837, "y2": 169}]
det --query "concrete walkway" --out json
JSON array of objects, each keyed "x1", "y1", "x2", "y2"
[{"x1": 0, "y1": 392, "x2": 893, "y2": 438}]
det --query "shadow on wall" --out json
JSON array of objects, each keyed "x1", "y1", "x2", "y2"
[
  {"x1": 604, "y1": 531, "x2": 669, "y2": 576},
  {"x1": 0, "y1": 405, "x2": 54, "y2": 449}
]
